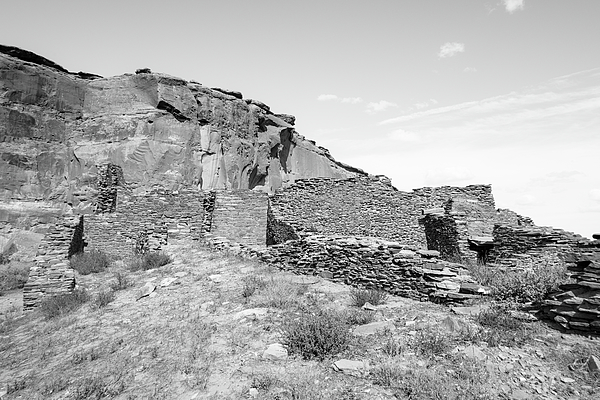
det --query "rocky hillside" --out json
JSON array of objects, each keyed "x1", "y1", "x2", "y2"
[{"x1": 0, "y1": 45, "x2": 362, "y2": 213}]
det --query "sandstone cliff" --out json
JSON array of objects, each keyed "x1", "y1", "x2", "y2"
[{"x1": 0, "y1": 45, "x2": 361, "y2": 214}]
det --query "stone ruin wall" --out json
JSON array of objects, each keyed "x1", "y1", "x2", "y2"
[
  {"x1": 488, "y1": 225, "x2": 600, "y2": 333},
  {"x1": 268, "y1": 175, "x2": 494, "y2": 248},
  {"x1": 261, "y1": 235, "x2": 488, "y2": 304}
]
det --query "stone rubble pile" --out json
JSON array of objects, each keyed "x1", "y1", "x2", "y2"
[{"x1": 540, "y1": 239, "x2": 600, "y2": 333}]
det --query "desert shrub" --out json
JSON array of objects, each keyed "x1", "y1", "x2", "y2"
[
  {"x1": 344, "y1": 308, "x2": 376, "y2": 325},
  {"x1": 349, "y1": 287, "x2": 388, "y2": 307},
  {"x1": 0, "y1": 242, "x2": 17, "y2": 264},
  {"x1": 128, "y1": 251, "x2": 172, "y2": 271},
  {"x1": 70, "y1": 250, "x2": 111, "y2": 275},
  {"x1": 467, "y1": 253, "x2": 570, "y2": 303},
  {"x1": 242, "y1": 275, "x2": 267, "y2": 300},
  {"x1": 475, "y1": 303, "x2": 531, "y2": 347},
  {"x1": 412, "y1": 327, "x2": 454, "y2": 358},
  {"x1": 377, "y1": 362, "x2": 494, "y2": 400},
  {"x1": 6, "y1": 376, "x2": 28, "y2": 394},
  {"x1": 255, "y1": 277, "x2": 301, "y2": 310},
  {"x1": 39, "y1": 288, "x2": 89, "y2": 319},
  {"x1": 109, "y1": 271, "x2": 131, "y2": 291},
  {"x1": 282, "y1": 308, "x2": 350, "y2": 360},
  {"x1": 382, "y1": 333, "x2": 406, "y2": 357},
  {"x1": 94, "y1": 289, "x2": 115, "y2": 308},
  {"x1": 0, "y1": 262, "x2": 30, "y2": 293}
]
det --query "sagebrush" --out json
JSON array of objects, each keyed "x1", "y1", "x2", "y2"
[{"x1": 70, "y1": 250, "x2": 111, "y2": 275}]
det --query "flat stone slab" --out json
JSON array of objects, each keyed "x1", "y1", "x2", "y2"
[
  {"x1": 332, "y1": 359, "x2": 368, "y2": 376},
  {"x1": 353, "y1": 320, "x2": 394, "y2": 336},
  {"x1": 234, "y1": 308, "x2": 269, "y2": 320},
  {"x1": 451, "y1": 305, "x2": 484, "y2": 316},
  {"x1": 136, "y1": 282, "x2": 156, "y2": 300},
  {"x1": 263, "y1": 343, "x2": 288, "y2": 360}
]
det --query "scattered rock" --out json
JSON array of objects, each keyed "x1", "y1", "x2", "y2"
[
  {"x1": 136, "y1": 282, "x2": 156, "y2": 300},
  {"x1": 248, "y1": 387, "x2": 259, "y2": 398},
  {"x1": 353, "y1": 321, "x2": 394, "y2": 336},
  {"x1": 511, "y1": 389, "x2": 530, "y2": 399},
  {"x1": 561, "y1": 376, "x2": 575, "y2": 383},
  {"x1": 209, "y1": 274, "x2": 225, "y2": 283},
  {"x1": 332, "y1": 359, "x2": 368, "y2": 376},
  {"x1": 587, "y1": 355, "x2": 600, "y2": 373},
  {"x1": 263, "y1": 343, "x2": 288, "y2": 360},
  {"x1": 440, "y1": 316, "x2": 461, "y2": 332},
  {"x1": 451, "y1": 305, "x2": 483, "y2": 316},
  {"x1": 234, "y1": 308, "x2": 268, "y2": 320},
  {"x1": 460, "y1": 345, "x2": 487, "y2": 361},
  {"x1": 159, "y1": 277, "x2": 178, "y2": 287},
  {"x1": 361, "y1": 302, "x2": 378, "y2": 311}
]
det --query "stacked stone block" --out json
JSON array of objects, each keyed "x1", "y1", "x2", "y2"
[
  {"x1": 269, "y1": 175, "x2": 494, "y2": 249},
  {"x1": 208, "y1": 190, "x2": 268, "y2": 249},
  {"x1": 22, "y1": 216, "x2": 78, "y2": 309}
]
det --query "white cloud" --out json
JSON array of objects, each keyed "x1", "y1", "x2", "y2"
[
  {"x1": 388, "y1": 129, "x2": 421, "y2": 142},
  {"x1": 317, "y1": 94, "x2": 339, "y2": 101},
  {"x1": 366, "y1": 100, "x2": 398, "y2": 114},
  {"x1": 503, "y1": 0, "x2": 524, "y2": 13},
  {"x1": 341, "y1": 97, "x2": 363, "y2": 104},
  {"x1": 414, "y1": 99, "x2": 438, "y2": 110},
  {"x1": 463, "y1": 67, "x2": 478, "y2": 73},
  {"x1": 591, "y1": 189, "x2": 600, "y2": 201},
  {"x1": 438, "y1": 42, "x2": 465, "y2": 58}
]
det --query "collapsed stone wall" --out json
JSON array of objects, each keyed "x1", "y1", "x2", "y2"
[
  {"x1": 489, "y1": 225, "x2": 590, "y2": 264},
  {"x1": 540, "y1": 241, "x2": 600, "y2": 333},
  {"x1": 269, "y1": 176, "x2": 493, "y2": 248},
  {"x1": 22, "y1": 216, "x2": 78, "y2": 309}
]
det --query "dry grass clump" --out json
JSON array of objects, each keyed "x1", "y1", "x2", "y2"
[
  {"x1": 242, "y1": 275, "x2": 267, "y2": 300},
  {"x1": 38, "y1": 288, "x2": 90, "y2": 319},
  {"x1": 70, "y1": 250, "x2": 111, "y2": 275},
  {"x1": 475, "y1": 303, "x2": 533, "y2": 347},
  {"x1": 282, "y1": 308, "x2": 351, "y2": 360},
  {"x1": 109, "y1": 271, "x2": 131, "y2": 291},
  {"x1": 467, "y1": 253, "x2": 570, "y2": 303},
  {"x1": 349, "y1": 287, "x2": 388, "y2": 307},
  {"x1": 254, "y1": 277, "x2": 302, "y2": 310},
  {"x1": 93, "y1": 289, "x2": 116, "y2": 308},
  {"x1": 0, "y1": 242, "x2": 17, "y2": 264},
  {"x1": 0, "y1": 261, "x2": 30, "y2": 295},
  {"x1": 371, "y1": 358, "x2": 495, "y2": 400},
  {"x1": 128, "y1": 251, "x2": 172, "y2": 271}
]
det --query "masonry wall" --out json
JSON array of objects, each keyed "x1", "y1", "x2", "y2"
[
  {"x1": 86, "y1": 187, "x2": 206, "y2": 257},
  {"x1": 208, "y1": 190, "x2": 268, "y2": 248},
  {"x1": 22, "y1": 216, "x2": 77, "y2": 309},
  {"x1": 269, "y1": 176, "x2": 494, "y2": 249}
]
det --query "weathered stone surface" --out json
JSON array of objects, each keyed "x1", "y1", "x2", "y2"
[
  {"x1": 353, "y1": 320, "x2": 394, "y2": 336},
  {"x1": 0, "y1": 46, "x2": 359, "y2": 207},
  {"x1": 332, "y1": 359, "x2": 368, "y2": 376},
  {"x1": 262, "y1": 343, "x2": 287, "y2": 360}
]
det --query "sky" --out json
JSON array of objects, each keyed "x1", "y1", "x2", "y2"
[{"x1": 1, "y1": 0, "x2": 599, "y2": 238}]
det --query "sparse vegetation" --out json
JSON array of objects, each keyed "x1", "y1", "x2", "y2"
[
  {"x1": 475, "y1": 303, "x2": 535, "y2": 347},
  {"x1": 412, "y1": 326, "x2": 454, "y2": 358},
  {"x1": 70, "y1": 250, "x2": 111, "y2": 275},
  {"x1": 0, "y1": 242, "x2": 17, "y2": 264},
  {"x1": 93, "y1": 289, "x2": 115, "y2": 308},
  {"x1": 242, "y1": 275, "x2": 267, "y2": 300},
  {"x1": 38, "y1": 288, "x2": 89, "y2": 319},
  {"x1": 349, "y1": 287, "x2": 388, "y2": 307},
  {"x1": 282, "y1": 308, "x2": 351, "y2": 360},
  {"x1": 344, "y1": 308, "x2": 376, "y2": 325},
  {"x1": 109, "y1": 271, "x2": 131, "y2": 291},
  {"x1": 0, "y1": 261, "x2": 30, "y2": 294},
  {"x1": 467, "y1": 252, "x2": 571, "y2": 303},
  {"x1": 128, "y1": 251, "x2": 172, "y2": 271}
]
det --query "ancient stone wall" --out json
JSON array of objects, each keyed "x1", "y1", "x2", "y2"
[
  {"x1": 489, "y1": 225, "x2": 590, "y2": 263},
  {"x1": 22, "y1": 216, "x2": 78, "y2": 309},
  {"x1": 208, "y1": 190, "x2": 268, "y2": 248},
  {"x1": 86, "y1": 187, "x2": 206, "y2": 257},
  {"x1": 203, "y1": 233, "x2": 488, "y2": 303},
  {"x1": 269, "y1": 176, "x2": 494, "y2": 249},
  {"x1": 540, "y1": 241, "x2": 600, "y2": 333}
]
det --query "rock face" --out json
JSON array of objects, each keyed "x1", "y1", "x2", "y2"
[{"x1": 0, "y1": 45, "x2": 360, "y2": 213}]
